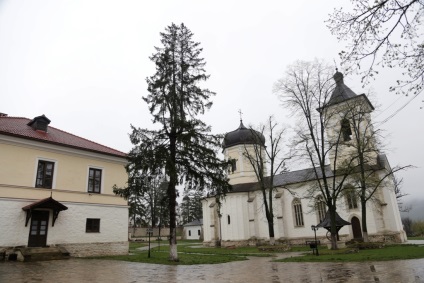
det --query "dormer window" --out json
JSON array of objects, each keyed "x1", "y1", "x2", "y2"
[
  {"x1": 341, "y1": 118, "x2": 352, "y2": 141},
  {"x1": 27, "y1": 115, "x2": 51, "y2": 132}
]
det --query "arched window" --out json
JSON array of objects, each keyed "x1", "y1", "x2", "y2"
[
  {"x1": 292, "y1": 198, "x2": 304, "y2": 227},
  {"x1": 341, "y1": 118, "x2": 352, "y2": 141},
  {"x1": 345, "y1": 187, "x2": 358, "y2": 209},
  {"x1": 315, "y1": 195, "x2": 327, "y2": 222}
]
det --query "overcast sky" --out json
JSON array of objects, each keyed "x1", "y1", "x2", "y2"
[{"x1": 0, "y1": 1, "x2": 422, "y2": 203}]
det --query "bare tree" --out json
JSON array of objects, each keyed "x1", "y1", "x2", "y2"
[
  {"x1": 327, "y1": 0, "x2": 424, "y2": 97},
  {"x1": 402, "y1": 217, "x2": 413, "y2": 236},
  {"x1": 394, "y1": 175, "x2": 412, "y2": 212},
  {"x1": 113, "y1": 169, "x2": 169, "y2": 233},
  {"x1": 274, "y1": 60, "x2": 357, "y2": 249},
  {"x1": 242, "y1": 116, "x2": 290, "y2": 245},
  {"x1": 339, "y1": 95, "x2": 411, "y2": 241}
]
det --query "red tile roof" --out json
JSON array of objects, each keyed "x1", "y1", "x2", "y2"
[{"x1": 0, "y1": 116, "x2": 127, "y2": 158}]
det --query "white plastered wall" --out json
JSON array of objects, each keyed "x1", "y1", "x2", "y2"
[{"x1": 0, "y1": 199, "x2": 128, "y2": 247}]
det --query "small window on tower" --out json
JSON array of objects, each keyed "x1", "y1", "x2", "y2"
[
  {"x1": 228, "y1": 159, "x2": 237, "y2": 174},
  {"x1": 341, "y1": 119, "x2": 352, "y2": 141}
]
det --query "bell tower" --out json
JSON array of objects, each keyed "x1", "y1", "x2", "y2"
[{"x1": 323, "y1": 71, "x2": 377, "y2": 170}]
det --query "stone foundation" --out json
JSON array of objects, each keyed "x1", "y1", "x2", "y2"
[
  {"x1": 203, "y1": 231, "x2": 405, "y2": 247},
  {"x1": 203, "y1": 235, "x2": 350, "y2": 247},
  {"x1": 367, "y1": 232, "x2": 405, "y2": 243},
  {"x1": 58, "y1": 241, "x2": 129, "y2": 257}
]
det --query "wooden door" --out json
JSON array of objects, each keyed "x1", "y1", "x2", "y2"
[
  {"x1": 28, "y1": 211, "x2": 49, "y2": 247},
  {"x1": 351, "y1": 216, "x2": 362, "y2": 239}
]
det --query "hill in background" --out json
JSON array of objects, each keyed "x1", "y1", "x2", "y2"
[{"x1": 400, "y1": 197, "x2": 424, "y2": 221}]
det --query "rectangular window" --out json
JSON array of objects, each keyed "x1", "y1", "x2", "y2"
[
  {"x1": 198, "y1": 230, "x2": 200, "y2": 236},
  {"x1": 88, "y1": 168, "x2": 102, "y2": 193},
  {"x1": 86, "y1": 218, "x2": 100, "y2": 232},
  {"x1": 189, "y1": 230, "x2": 191, "y2": 236},
  {"x1": 293, "y1": 200, "x2": 304, "y2": 227},
  {"x1": 231, "y1": 159, "x2": 237, "y2": 173},
  {"x1": 36, "y1": 160, "x2": 55, "y2": 189},
  {"x1": 346, "y1": 191, "x2": 358, "y2": 209}
]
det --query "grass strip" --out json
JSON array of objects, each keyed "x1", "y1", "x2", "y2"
[{"x1": 276, "y1": 244, "x2": 424, "y2": 262}]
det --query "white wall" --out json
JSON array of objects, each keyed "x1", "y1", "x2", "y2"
[
  {"x1": 202, "y1": 174, "x2": 405, "y2": 243},
  {"x1": 0, "y1": 199, "x2": 128, "y2": 247},
  {"x1": 185, "y1": 226, "x2": 201, "y2": 240}
]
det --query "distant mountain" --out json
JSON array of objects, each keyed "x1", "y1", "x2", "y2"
[{"x1": 400, "y1": 197, "x2": 424, "y2": 221}]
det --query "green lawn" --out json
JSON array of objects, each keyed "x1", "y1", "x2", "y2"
[
  {"x1": 93, "y1": 242, "x2": 424, "y2": 265},
  {"x1": 276, "y1": 244, "x2": 424, "y2": 262},
  {"x1": 408, "y1": 236, "x2": 424, "y2": 240}
]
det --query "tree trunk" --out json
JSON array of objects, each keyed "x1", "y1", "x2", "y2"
[
  {"x1": 262, "y1": 189, "x2": 275, "y2": 245},
  {"x1": 329, "y1": 205, "x2": 338, "y2": 250},
  {"x1": 167, "y1": 136, "x2": 179, "y2": 261},
  {"x1": 168, "y1": 181, "x2": 178, "y2": 261},
  {"x1": 361, "y1": 198, "x2": 369, "y2": 242},
  {"x1": 268, "y1": 220, "x2": 275, "y2": 245}
]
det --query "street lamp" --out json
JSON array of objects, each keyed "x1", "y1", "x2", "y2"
[{"x1": 311, "y1": 225, "x2": 319, "y2": 256}]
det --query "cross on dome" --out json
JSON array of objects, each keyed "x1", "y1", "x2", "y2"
[{"x1": 238, "y1": 109, "x2": 243, "y2": 123}]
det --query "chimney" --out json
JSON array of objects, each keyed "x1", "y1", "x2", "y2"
[
  {"x1": 27, "y1": 115, "x2": 51, "y2": 132},
  {"x1": 0, "y1": 113, "x2": 8, "y2": 117}
]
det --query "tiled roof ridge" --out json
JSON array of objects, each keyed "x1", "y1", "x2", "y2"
[
  {"x1": 0, "y1": 116, "x2": 126, "y2": 158},
  {"x1": 48, "y1": 123, "x2": 127, "y2": 156}
]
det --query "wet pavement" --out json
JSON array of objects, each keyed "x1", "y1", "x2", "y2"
[{"x1": 1, "y1": 253, "x2": 424, "y2": 283}]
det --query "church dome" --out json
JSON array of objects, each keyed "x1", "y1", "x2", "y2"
[{"x1": 222, "y1": 121, "x2": 265, "y2": 149}]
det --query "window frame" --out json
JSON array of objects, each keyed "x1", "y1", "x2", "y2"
[
  {"x1": 345, "y1": 189, "x2": 359, "y2": 209},
  {"x1": 292, "y1": 198, "x2": 304, "y2": 227},
  {"x1": 228, "y1": 159, "x2": 237, "y2": 174},
  {"x1": 35, "y1": 159, "x2": 56, "y2": 189},
  {"x1": 315, "y1": 195, "x2": 327, "y2": 223},
  {"x1": 88, "y1": 167, "x2": 103, "y2": 194},
  {"x1": 86, "y1": 218, "x2": 100, "y2": 233}
]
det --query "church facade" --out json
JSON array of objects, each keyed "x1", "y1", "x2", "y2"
[{"x1": 201, "y1": 73, "x2": 406, "y2": 247}]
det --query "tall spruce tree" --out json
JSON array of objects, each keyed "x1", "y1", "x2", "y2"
[{"x1": 133, "y1": 23, "x2": 230, "y2": 261}]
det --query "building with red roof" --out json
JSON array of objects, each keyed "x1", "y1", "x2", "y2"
[{"x1": 0, "y1": 113, "x2": 129, "y2": 259}]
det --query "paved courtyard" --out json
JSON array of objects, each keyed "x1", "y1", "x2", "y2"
[{"x1": 1, "y1": 254, "x2": 424, "y2": 283}]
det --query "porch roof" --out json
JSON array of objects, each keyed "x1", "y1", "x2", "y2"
[{"x1": 22, "y1": 197, "x2": 68, "y2": 227}]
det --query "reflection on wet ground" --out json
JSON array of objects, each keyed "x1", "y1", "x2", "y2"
[{"x1": 1, "y1": 253, "x2": 423, "y2": 283}]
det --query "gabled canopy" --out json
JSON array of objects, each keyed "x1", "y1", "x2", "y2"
[
  {"x1": 22, "y1": 197, "x2": 68, "y2": 227},
  {"x1": 316, "y1": 211, "x2": 351, "y2": 231}
]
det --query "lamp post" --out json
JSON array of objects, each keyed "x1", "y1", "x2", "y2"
[{"x1": 311, "y1": 225, "x2": 319, "y2": 256}]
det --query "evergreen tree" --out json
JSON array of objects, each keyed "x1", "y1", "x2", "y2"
[
  {"x1": 181, "y1": 189, "x2": 204, "y2": 224},
  {"x1": 113, "y1": 168, "x2": 169, "y2": 231},
  {"x1": 132, "y1": 23, "x2": 231, "y2": 261}
]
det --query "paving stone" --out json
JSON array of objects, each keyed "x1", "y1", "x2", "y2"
[{"x1": 0, "y1": 254, "x2": 423, "y2": 282}]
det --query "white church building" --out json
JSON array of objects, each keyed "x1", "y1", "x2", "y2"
[{"x1": 202, "y1": 73, "x2": 406, "y2": 247}]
